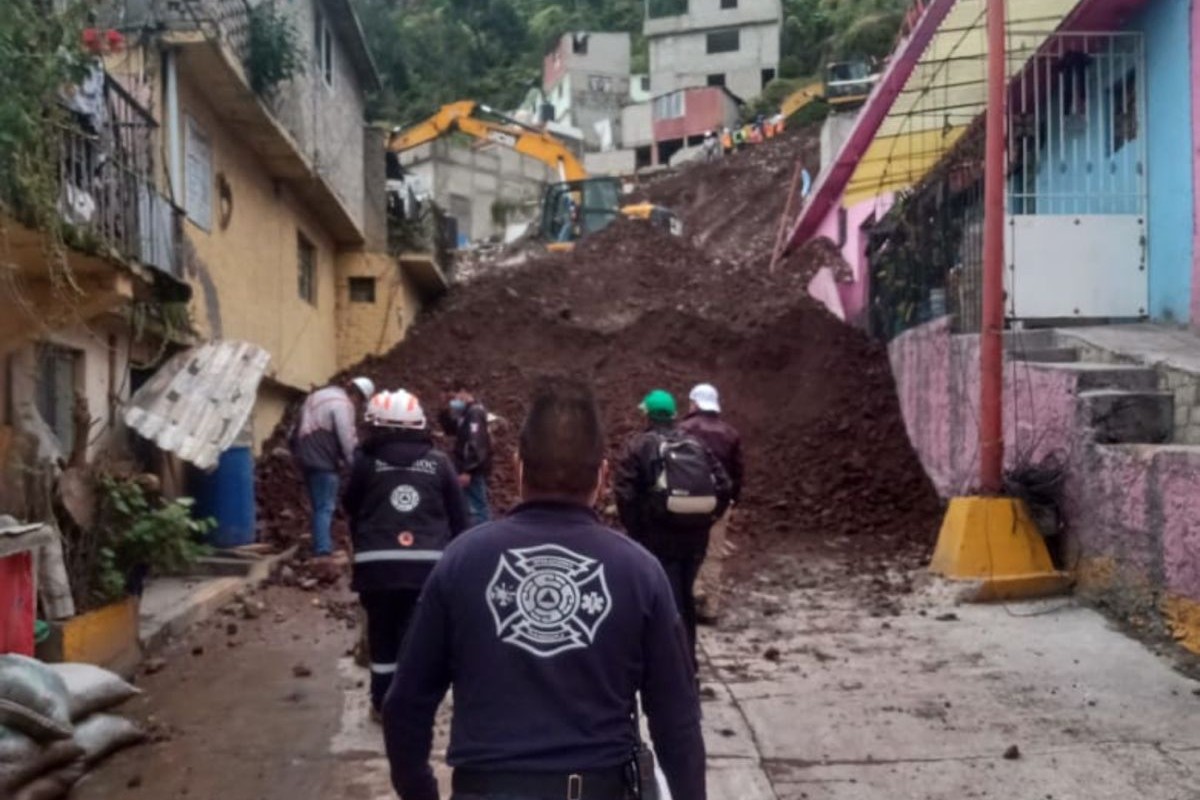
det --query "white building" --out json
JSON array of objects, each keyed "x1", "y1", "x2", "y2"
[
  {"x1": 542, "y1": 32, "x2": 632, "y2": 151},
  {"x1": 645, "y1": 0, "x2": 782, "y2": 101}
]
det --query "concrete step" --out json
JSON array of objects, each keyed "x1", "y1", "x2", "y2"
[
  {"x1": 1080, "y1": 390, "x2": 1174, "y2": 445},
  {"x1": 1037, "y1": 363, "x2": 1160, "y2": 392},
  {"x1": 1004, "y1": 328, "x2": 1059, "y2": 352},
  {"x1": 1012, "y1": 347, "x2": 1080, "y2": 364}
]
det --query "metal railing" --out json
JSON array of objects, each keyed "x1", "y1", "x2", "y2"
[
  {"x1": 1007, "y1": 32, "x2": 1146, "y2": 216},
  {"x1": 58, "y1": 72, "x2": 182, "y2": 278},
  {"x1": 867, "y1": 29, "x2": 1147, "y2": 338}
]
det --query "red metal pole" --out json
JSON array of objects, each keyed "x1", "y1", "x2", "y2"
[{"x1": 980, "y1": 0, "x2": 1006, "y2": 493}]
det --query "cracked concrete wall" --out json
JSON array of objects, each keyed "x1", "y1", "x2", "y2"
[{"x1": 889, "y1": 318, "x2": 1200, "y2": 639}]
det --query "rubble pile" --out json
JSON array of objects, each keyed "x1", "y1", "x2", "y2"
[
  {"x1": 633, "y1": 127, "x2": 823, "y2": 268},
  {"x1": 256, "y1": 217, "x2": 941, "y2": 562}
]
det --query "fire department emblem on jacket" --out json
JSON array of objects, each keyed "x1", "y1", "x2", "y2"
[
  {"x1": 390, "y1": 485, "x2": 420, "y2": 512},
  {"x1": 486, "y1": 544, "x2": 612, "y2": 658}
]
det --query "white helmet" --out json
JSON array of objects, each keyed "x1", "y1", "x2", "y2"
[
  {"x1": 365, "y1": 389, "x2": 427, "y2": 429},
  {"x1": 350, "y1": 376, "x2": 376, "y2": 400}
]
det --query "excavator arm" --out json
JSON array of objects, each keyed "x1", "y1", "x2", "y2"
[{"x1": 388, "y1": 101, "x2": 588, "y2": 182}]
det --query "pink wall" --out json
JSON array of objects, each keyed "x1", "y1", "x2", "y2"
[
  {"x1": 890, "y1": 318, "x2": 1200, "y2": 610},
  {"x1": 652, "y1": 88, "x2": 737, "y2": 143},
  {"x1": 809, "y1": 195, "x2": 893, "y2": 327},
  {"x1": 543, "y1": 42, "x2": 567, "y2": 91}
]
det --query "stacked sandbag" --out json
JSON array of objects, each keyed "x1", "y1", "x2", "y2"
[{"x1": 0, "y1": 655, "x2": 145, "y2": 799}]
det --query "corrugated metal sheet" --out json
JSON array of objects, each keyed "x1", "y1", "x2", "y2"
[{"x1": 124, "y1": 341, "x2": 271, "y2": 469}]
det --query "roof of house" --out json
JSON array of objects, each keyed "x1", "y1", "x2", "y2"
[{"x1": 788, "y1": 0, "x2": 1117, "y2": 247}]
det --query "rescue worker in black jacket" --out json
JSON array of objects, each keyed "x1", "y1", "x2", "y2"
[
  {"x1": 343, "y1": 389, "x2": 468, "y2": 717},
  {"x1": 446, "y1": 381, "x2": 493, "y2": 527},
  {"x1": 614, "y1": 389, "x2": 731, "y2": 668},
  {"x1": 384, "y1": 378, "x2": 706, "y2": 800}
]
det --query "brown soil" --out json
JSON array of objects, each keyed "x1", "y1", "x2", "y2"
[
  {"x1": 256, "y1": 214, "x2": 942, "y2": 568},
  {"x1": 632, "y1": 126, "x2": 821, "y2": 268}
]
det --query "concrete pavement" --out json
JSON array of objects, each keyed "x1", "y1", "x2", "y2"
[
  {"x1": 75, "y1": 555, "x2": 1200, "y2": 800},
  {"x1": 702, "y1": 553, "x2": 1200, "y2": 800}
]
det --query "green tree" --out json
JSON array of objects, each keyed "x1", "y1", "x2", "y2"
[{"x1": 351, "y1": 0, "x2": 911, "y2": 121}]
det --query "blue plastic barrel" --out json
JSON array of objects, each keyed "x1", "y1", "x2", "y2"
[{"x1": 190, "y1": 446, "x2": 257, "y2": 549}]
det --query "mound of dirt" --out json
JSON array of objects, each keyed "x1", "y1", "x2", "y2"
[
  {"x1": 633, "y1": 126, "x2": 822, "y2": 268},
  {"x1": 255, "y1": 219, "x2": 941, "y2": 564}
]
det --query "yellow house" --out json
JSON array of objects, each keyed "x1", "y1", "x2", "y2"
[{"x1": 104, "y1": 0, "x2": 442, "y2": 451}]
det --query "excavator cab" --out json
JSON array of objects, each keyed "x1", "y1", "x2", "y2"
[
  {"x1": 540, "y1": 177, "x2": 683, "y2": 252},
  {"x1": 540, "y1": 178, "x2": 623, "y2": 247},
  {"x1": 824, "y1": 59, "x2": 878, "y2": 107}
]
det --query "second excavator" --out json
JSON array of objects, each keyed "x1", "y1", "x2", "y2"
[{"x1": 388, "y1": 101, "x2": 680, "y2": 252}]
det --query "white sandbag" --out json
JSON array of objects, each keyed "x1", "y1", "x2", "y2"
[
  {"x1": 48, "y1": 664, "x2": 140, "y2": 721},
  {"x1": 12, "y1": 760, "x2": 85, "y2": 800},
  {"x1": 73, "y1": 714, "x2": 145, "y2": 766},
  {"x1": 0, "y1": 726, "x2": 83, "y2": 793},
  {"x1": 0, "y1": 657, "x2": 72, "y2": 741}
]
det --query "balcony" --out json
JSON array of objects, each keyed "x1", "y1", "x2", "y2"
[
  {"x1": 0, "y1": 67, "x2": 182, "y2": 353},
  {"x1": 105, "y1": 0, "x2": 367, "y2": 244}
]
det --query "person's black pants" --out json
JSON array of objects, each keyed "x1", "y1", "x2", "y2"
[
  {"x1": 360, "y1": 589, "x2": 421, "y2": 711},
  {"x1": 653, "y1": 553, "x2": 705, "y2": 669}
]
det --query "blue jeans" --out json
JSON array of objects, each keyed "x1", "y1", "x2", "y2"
[
  {"x1": 465, "y1": 473, "x2": 491, "y2": 527},
  {"x1": 304, "y1": 469, "x2": 339, "y2": 556}
]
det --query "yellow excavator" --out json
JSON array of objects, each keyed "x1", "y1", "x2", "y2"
[
  {"x1": 780, "y1": 59, "x2": 881, "y2": 119},
  {"x1": 388, "y1": 100, "x2": 680, "y2": 252}
]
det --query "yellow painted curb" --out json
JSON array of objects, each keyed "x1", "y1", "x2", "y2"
[
  {"x1": 60, "y1": 597, "x2": 141, "y2": 668},
  {"x1": 930, "y1": 496, "x2": 1072, "y2": 602},
  {"x1": 1164, "y1": 595, "x2": 1200, "y2": 654}
]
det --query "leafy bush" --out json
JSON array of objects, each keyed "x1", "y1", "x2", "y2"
[
  {"x1": 92, "y1": 477, "x2": 213, "y2": 606},
  {"x1": 245, "y1": 2, "x2": 304, "y2": 97},
  {"x1": 0, "y1": 0, "x2": 89, "y2": 236}
]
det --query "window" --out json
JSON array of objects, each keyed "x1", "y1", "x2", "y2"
[
  {"x1": 706, "y1": 29, "x2": 739, "y2": 54},
  {"x1": 762, "y1": 68, "x2": 776, "y2": 86},
  {"x1": 572, "y1": 34, "x2": 589, "y2": 55},
  {"x1": 184, "y1": 115, "x2": 212, "y2": 231},
  {"x1": 721, "y1": 0, "x2": 738, "y2": 7},
  {"x1": 837, "y1": 207, "x2": 848, "y2": 248},
  {"x1": 640, "y1": 75, "x2": 650, "y2": 92},
  {"x1": 349, "y1": 277, "x2": 376, "y2": 303},
  {"x1": 652, "y1": 92, "x2": 685, "y2": 120},
  {"x1": 646, "y1": 0, "x2": 688, "y2": 18},
  {"x1": 298, "y1": 234, "x2": 317, "y2": 305},
  {"x1": 315, "y1": 14, "x2": 334, "y2": 88},
  {"x1": 1111, "y1": 68, "x2": 1138, "y2": 154},
  {"x1": 35, "y1": 345, "x2": 80, "y2": 454},
  {"x1": 706, "y1": 74, "x2": 726, "y2": 88}
]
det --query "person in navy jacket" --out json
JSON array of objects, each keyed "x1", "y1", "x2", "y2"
[
  {"x1": 383, "y1": 378, "x2": 705, "y2": 800},
  {"x1": 343, "y1": 389, "x2": 468, "y2": 716}
]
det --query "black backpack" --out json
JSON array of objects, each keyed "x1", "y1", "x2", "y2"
[{"x1": 646, "y1": 432, "x2": 720, "y2": 527}]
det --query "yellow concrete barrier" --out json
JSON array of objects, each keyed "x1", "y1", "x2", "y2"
[
  {"x1": 931, "y1": 497, "x2": 1072, "y2": 601},
  {"x1": 39, "y1": 597, "x2": 141, "y2": 675}
]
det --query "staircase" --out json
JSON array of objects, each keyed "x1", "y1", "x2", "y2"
[
  {"x1": 1006, "y1": 328, "x2": 1194, "y2": 447},
  {"x1": 1000, "y1": 326, "x2": 1200, "y2": 648}
]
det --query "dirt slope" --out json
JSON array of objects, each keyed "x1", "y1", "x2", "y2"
[{"x1": 256, "y1": 220, "x2": 941, "y2": 562}]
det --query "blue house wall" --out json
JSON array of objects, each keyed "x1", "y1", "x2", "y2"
[{"x1": 1134, "y1": 0, "x2": 1193, "y2": 323}]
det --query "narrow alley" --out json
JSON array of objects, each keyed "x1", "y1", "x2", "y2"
[{"x1": 71, "y1": 546, "x2": 1200, "y2": 800}]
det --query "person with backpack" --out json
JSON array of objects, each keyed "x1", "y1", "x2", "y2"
[
  {"x1": 342, "y1": 389, "x2": 468, "y2": 718},
  {"x1": 679, "y1": 383, "x2": 744, "y2": 625},
  {"x1": 614, "y1": 389, "x2": 732, "y2": 665},
  {"x1": 446, "y1": 381, "x2": 494, "y2": 526}
]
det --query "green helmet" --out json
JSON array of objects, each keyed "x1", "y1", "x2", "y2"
[{"x1": 639, "y1": 389, "x2": 677, "y2": 420}]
